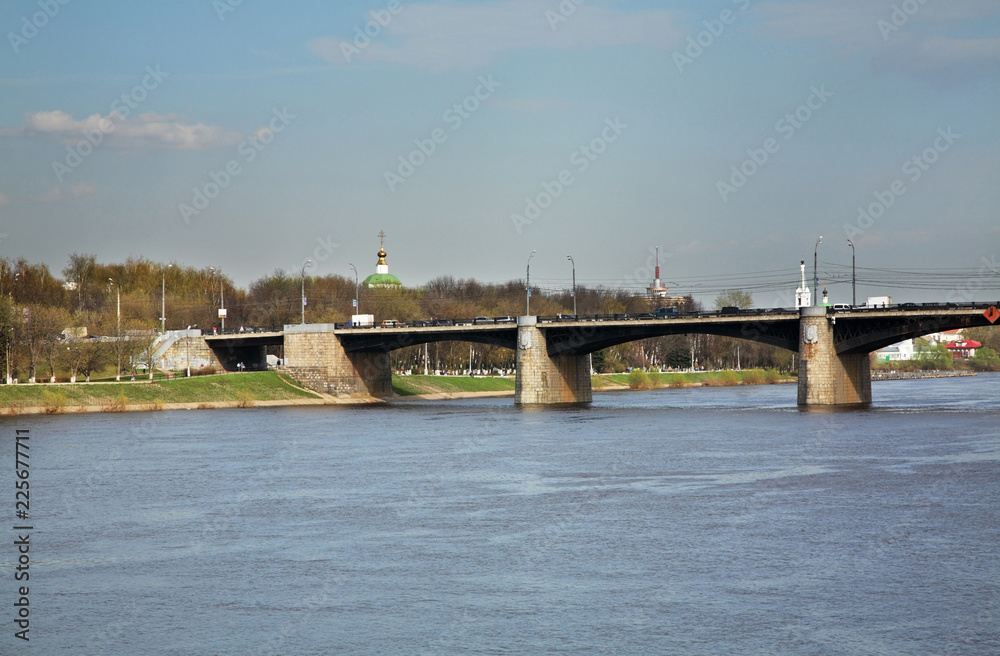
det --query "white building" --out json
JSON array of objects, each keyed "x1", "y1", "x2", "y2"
[{"x1": 794, "y1": 260, "x2": 812, "y2": 309}]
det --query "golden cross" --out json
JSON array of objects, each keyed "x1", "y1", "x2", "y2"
[{"x1": 378, "y1": 230, "x2": 386, "y2": 247}]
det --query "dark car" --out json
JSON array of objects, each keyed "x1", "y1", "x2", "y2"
[
  {"x1": 654, "y1": 307, "x2": 677, "y2": 318},
  {"x1": 900, "y1": 303, "x2": 918, "y2": 310},
  {"x1": 720, "y1": 306, "x2": 740, "y2": 316},
  {"x1": 431, "y1": 318, "x2": 455, "y2": 326},
  {"x1": 473, "y1": 316, "x2": 493, "y2": 325}
]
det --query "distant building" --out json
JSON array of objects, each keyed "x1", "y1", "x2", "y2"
[
  {"x1": 945, "y1": 340, "x2": 981, "y2": 358},
  {"x1": 647, "y1": 246, "x2": 668, "y2": 298},
  {"x1": 875, "y1": 339, "x2": 915, "y2": 361},
  {"x1": 363, "y1": 231, "x2": 403, "y2": 288}
]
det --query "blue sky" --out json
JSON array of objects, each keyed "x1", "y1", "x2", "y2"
[{"x1": 1, "y1": 0, "x2": 998, "y2": 305}]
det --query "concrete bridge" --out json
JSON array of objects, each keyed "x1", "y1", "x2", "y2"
[{"x1": 201, "y1": 304, "x2": 997, "y2": 407}]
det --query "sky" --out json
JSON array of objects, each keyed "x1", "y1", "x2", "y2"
[{"x1": 1, "y1": 0, "x2": 998, "y2": 307}]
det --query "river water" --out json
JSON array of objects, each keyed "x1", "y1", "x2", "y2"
[{"x1": 2, "y1": 375, "x2": 998, "y2": 655}]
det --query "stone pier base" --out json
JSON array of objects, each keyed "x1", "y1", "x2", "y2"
[
  {"x1": 797, "y1": 307, "x2": 872, "y2": 406},
  {"x1": 515, "y1": 318, "x2": 592, "y2": 405},
  {"x1": 283, "y1": 326, "x2": 391, "y2": 396}
]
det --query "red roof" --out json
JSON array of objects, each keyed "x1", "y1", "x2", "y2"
[{"x1": 945, "y1": 340, "x2": 981, "y2": 349}]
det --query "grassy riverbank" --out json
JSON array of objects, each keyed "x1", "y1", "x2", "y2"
[
  {"x1": 594, "y1": 368, "x2": 796, "y2": 390},
  {"x1": 0, "y1": 371, "x2": 320, "y2": 414},
  {"x1": 391, "y1": 369, "x2": 796, "y2": 396}
]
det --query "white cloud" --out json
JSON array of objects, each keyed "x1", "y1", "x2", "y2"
[
  {"x1": 310, "y1": 0, "x2": 685, "y2": 71},
  {"x1": 0, "y1": 191, "x2": 8, "y2": 205},
  {"x1": 752, "y1": 1, "x2": 1000, "y2": 80},
  {"x1": 5, "y1": 110, "x2": 242, "y2": 150},
  {"x1": 38, "y1": 187, "x2": 62, "y2": 203}
]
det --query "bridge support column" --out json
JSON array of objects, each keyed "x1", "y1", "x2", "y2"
[
  {"x1": 284, "y1": 326, "x2": 392, "y2": 396},
  {"x1": 515, "y1": 318, "x2": 592, "y2": 405},
  {"x1": 797, "y1": 308, "x2": 871, "y2": 406}
]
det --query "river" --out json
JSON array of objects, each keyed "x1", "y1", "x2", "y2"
[{"x1": 2, "y1": 375, "x2": 998, "y2": 654}]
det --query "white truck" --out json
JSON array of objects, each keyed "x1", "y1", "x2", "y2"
[
  {"x1": 865, "y1": 296, "x2": 892, "y2": 308},
  {"x1": 349, "y1": 314, "x2": 375, "y2": 327}
]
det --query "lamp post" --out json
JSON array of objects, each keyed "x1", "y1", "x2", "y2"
[
  {"x1": 846, "y1": 239, "x2": 856, "y2": 307},
  {"x1": 109, "y1": 278, "x2": 121, "y2": 380},
  {"x1": 210, "y1": 267, "x2": 226, "y2": 333},
  {"x1": 185, "y1": 325, "x2": 197, "y2": 377},
  {"x1": 5, "y1": 326, "x2": 12, "y2": 385},
  {"x1": 348, "y1": 263, "x2": 359, "y2": 320},
  {"x1": 161, "y1": 264, "x2": 172, "y2": 333},
  {"x1": 301, "y1": 259, "x2": 312, "y2": 324},
  {"x1": 566, "y1": 254, "x2": 576, "y2": 316},
  {"x1": 813, "y1": 236, "x2": 823, "y2": 306},
  {"x1": 525, "y1": 250, "x2": 536, "y2": 316}
]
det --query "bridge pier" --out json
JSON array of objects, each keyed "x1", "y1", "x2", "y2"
[
  {"x1": 515, "y1": 318, "x2": 592, "y2": 405},
  {"x1": 283, "y1": 325, "x2": 392, "y2": 396},
  {"x1": 797, "y1": 308, "x2": 871, "y2": 406}
]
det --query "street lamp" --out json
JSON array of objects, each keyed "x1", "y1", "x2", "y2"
[
  {"x1": 109, "y1": 278, "x2": 121, "y2": 381},
  {"x1": 5, "y1": 326, "x2": 12, "y2": 385},
  {"x1": 813, "y1": 236, "x2": 823, "y2": 306},
  {"x1": 566, "y1": 254, "x2": 576, "y2": 316},
  {"x1": 526, "y1": 250, "x2": 536, "y2": 316},
  {"x1": 846, "y1": 239, "x2": 856, "y2": 307},
  {"x1": 161, "y1": 264, "x2": 173, "y2": 333},
  {"x1": 185, "y1": 325, "x2": 197, "y2": 377},
  {"x1": 348, "y1": 263, "x2": 359, "y2": 320},
  {"x1": 301, "y1": 259, "x2": 312, "y2": 324},
  {"x1": 210, "y1": 267, "x2": 226, "y2": 333}
]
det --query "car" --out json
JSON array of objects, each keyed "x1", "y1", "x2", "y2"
[
  {"x1": 900, "y1": 302, "x2": 918, "y2": 310},
  {"x1": 431, "y1": 318, "x2": 454, "y2": 326},
  {"x1": 493, "y1": 315, "x2": 515, "y2": 323},
  {"x1": 412, "y1": 320, "x2": 431, "y2": 327},
  {"x1": 832, "y1": 303, "x2": 851, "y2": 310},
  {"x1": 473, "y1": 316, "x2": 493, "y2": 325},
  {"x1": 381, "y1": 319, "x2": 400, "y2": 327},
  {"x1": 720, "y1": 306, "x2": 740, "y2": 316},
  {"x1": 654, "y1": 307, "x2": 677, "y2": 318},
  {"x1": 636, "y1": 313, "x2": 654, "y2": 320},
  {"x1": 614, "y1": 313, "x2": 631, "y2": 320},
  {"x1": 555, "y1": 313, "x2": 577, "y2": 321}
]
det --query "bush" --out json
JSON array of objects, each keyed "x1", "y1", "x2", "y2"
[
  {"x1": 763, "y1": 368, "x2": 781, "y2": 384},
  {"x1": 40, "y1": 390, "x2": 69, "y2": 414},
  {"x1": 99, "y1": 391, "x2": 128, "y2": 413},
  {"x1": 151, "y1": 398, "x2": 165, "y2": 411},
  {"x1": 705, "y1": 371, "x2": 739, "y2": 387},
  {"x1": 191, "y1": 366, "x2": 218, "y2": 377},
  {"x1": 627, "y1": 369, "x2": 653, "y2": 390},
  {"x1": 2, "y1": 399, "x2": 26, "y2": 416},
  {"x1": 741, "y1": 369, "x2": 765, "y2": 385},
  {"x1": 236, "y1": 390, "x2": 256, "y2": 408}
]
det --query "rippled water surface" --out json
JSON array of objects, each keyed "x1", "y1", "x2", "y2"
[{"x1": 3, "y1": 375, "x2": 998, "y2": 654}]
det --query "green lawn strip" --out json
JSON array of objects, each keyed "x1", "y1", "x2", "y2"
[
  {"x1": 392, "y1": 375, "x2": 516, "y2": 396},
  {"x1": 0, "y1": 372, "x2": 318, "y2": 408}
]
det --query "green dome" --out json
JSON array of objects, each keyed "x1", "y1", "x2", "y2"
[{"x1": 363, "y1": 273, "x2": 403, "y2": 287}]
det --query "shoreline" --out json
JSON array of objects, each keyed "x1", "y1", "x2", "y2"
[{"x1": 2, "y1": 370, "x2": 988, "y2": 416}]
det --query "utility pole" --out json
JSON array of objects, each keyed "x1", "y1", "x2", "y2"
[
  {"x1": 566, "y1": 254, "x2": 576, "y2": 316},
  {"x1": 526, "y1": 250, "x2": 536, "y2": 316},
  {"x1": 301, "y1": 259, "x2": 312, "y2": 324},
  {"x1": 813, "y1": 236, "x2": 823, "y2": 306},
  {"x1": 349, "y1": 263, "x2": 359, "y2": 320},
  {"x1": 847, "y1": 238, "x2": 856, "y2": 307},
  {"x1": 161, "y1": 264, "x2": 172, "y2": 333},
  {"x1": 109, "y1": 278, "x2": 121, "y2": 381}
]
